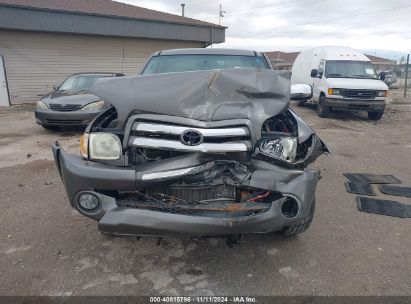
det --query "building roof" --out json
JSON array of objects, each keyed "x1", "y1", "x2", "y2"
[
  {"x1": 264, "y1": 51, "x2": 299, "y2": 63},
  {"x1": 265, "y1": 50, "x2": 395, "y2": 66},
  {"x1": 0, "y1": 0, "x2": 225, "y2": 44},
  {"x1": 0, "y1": 0, "x2": 223, "y2": 28},
  {"x1": 365, "y1": 54, "x2": 396, "y2": 65}
]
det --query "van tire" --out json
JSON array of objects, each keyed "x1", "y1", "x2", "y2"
[
  {"x1": 368, "y1": 110, "x2": 384, "y2": 121},
  {"x1": 42, "y1": 125, "x2": 59, "y2": 131},
  {"x1": 297, "y1": 100, "x2": 306, "y2": 107},
  {"x1": 317, "y1": 94, "x2": 330, "y2": 118},
  {"x1": 281, "y1": 199, "x2": 315, "y2": 237}
]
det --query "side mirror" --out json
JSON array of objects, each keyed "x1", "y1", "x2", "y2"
[
  {"x1": 290, "y1": 84, "x2": 313, "y2": 101},
  {"x1": 310, "y1": 69, "x2": 318, "y2": 78},
  {"x1": 52, "y1": 84, "x2": 60, "y2": 91}
]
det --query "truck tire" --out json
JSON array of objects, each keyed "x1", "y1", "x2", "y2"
[
  {"x1": 368, "y1": 110, "x2": 384, "y2": 121},
  {"x1": 297, "y1": 100, "x2": 307, "y2": 107},
  {"x1": 317, "y1": 94, "x2": 330, "y2": 118},
  {"x1": 281, "y1": 199, "x2": 315, "y2": 237}
]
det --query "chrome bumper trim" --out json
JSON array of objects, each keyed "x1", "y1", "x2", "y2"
[
  {"x1": 132, "y1": 137, "x2": 249, "y2": 152},
  {"x1": 134, "y1": 122, "x2": 248, "y2": 137},
  {"x1": 142, "y1": 161, "x2": 215, "y2": 181}
]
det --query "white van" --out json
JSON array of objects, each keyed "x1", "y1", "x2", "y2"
[{"x1": 291, "y1": 46, "x2": 388, "y2": 120}]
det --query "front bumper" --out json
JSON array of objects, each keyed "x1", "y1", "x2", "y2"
[
  {"x1": 325, "y1": 97, "x2": 386, "y2": 112},
  {"x1": 35, "y1": 109, "x2": 102, "y2": 126},
  {"x1": 52, "y1": 143, "x2": 320, "y2": 236}
]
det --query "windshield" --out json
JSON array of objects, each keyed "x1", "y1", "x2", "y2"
[
  {"x1": 59, "y1": 74, "x2": 110, "y2": 93},
  {"x1": 142, "y1": 54, "x2": 270, "y2": 75},
  {"x1": 325, "y1": 60, "x2": 378, "y2": 79}
]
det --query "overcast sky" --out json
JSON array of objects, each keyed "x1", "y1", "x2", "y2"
[{"x1": 120, "y1": 0, "x2": 411, "y2": 61}]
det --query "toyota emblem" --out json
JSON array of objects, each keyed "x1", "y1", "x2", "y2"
[{"x1": 180, "y1": 129, "x2": 203, "y2": 146}]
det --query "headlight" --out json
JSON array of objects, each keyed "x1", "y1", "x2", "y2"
[
  {"x1": 259, "y1": 137, "x2": 297, "y2": 163},
  {"x1": 37, "y1": 100, "x2": 48, "y2": 109},
  {"x1": 327, "y1": 88, "x2": 341, "y2": 95},
  {"x1": 88, "y1": 133, "x2": 122, "y2": 160},
  {"x1": 80, "y1": 133, "x2": 89, "y2": 159},
  {"x1": 81, "y1": 100, "x2": 105, "y2": 111},
  {"x1": 377, "y1": 90, "x2": 387, "y2": 97}
]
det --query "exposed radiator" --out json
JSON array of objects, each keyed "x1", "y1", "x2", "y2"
[{"x1": 146, "y1": 184, "x2": 236, "y2": 201}]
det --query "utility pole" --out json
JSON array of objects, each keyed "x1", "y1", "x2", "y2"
[
  {"x1": 219, "y1": 4, "x2": 225, "y2": 25},
  {"x1": 405, "y1": 54, "x2": 409, "y2": 98},
  {"x1": 181, "y1": 3, "x2": 185, "y2": 17}
]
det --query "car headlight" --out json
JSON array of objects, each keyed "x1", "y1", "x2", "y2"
[
  {"x1": 81, "y1": 133, "x2": 122, "y2": 160},
  {"x1": 81, "y1": 100, "x2": 105, "y2": 111},
  {"x1": 327, "y1": 88, "x2": 341, "y2": 95},
  {"x1": 259, "y1": 137, "x2": 297, "y2": 163},
  {"x1": 377, "y1": 90, "x2": 387, "y2": 97},
  {"x1": 80, "y1": 133, "x2": 89, "y2": 159},
  {"x1": 37, "y1": 100, "x2": 48, "y2": 109}
]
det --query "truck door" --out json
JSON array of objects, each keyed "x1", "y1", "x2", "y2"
[
  {"x1": 312, "y1": 60, "x2": 325, "y2": 103},
  {"x1": 0, "y1": 56, "x2": 10, "y2": 106}
]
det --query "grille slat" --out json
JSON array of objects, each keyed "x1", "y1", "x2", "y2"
[
  {"x1": 146, "y1": 184, "x2": 237, "y2": 201},
  {"x1": 45, "y1": 119, "x2": 83, "y2": 124},
  {"x1": 49, "y1": 104, "x2": 83, "y2": 112}
]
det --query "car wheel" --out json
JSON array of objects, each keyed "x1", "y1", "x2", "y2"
[
  {"x1": 317, "y1": 95, "x2": 330, "y2": 118},
  {"x1": 368, "y1": 110, "x2": 384, "y2": 121},
  {"x1": 281, "y1": 199, "x2": 315, "y2": 237},
  {"x1": 297, "y1": 100, "x2": 307, "y2": 107},
  {"x1": 42, "y1": 125, "x2": 59, "y2": 131}
]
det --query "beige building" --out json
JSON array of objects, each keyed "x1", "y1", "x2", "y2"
[{"x1": 0, "y1": 0, "x2": 225, "y2": 105}]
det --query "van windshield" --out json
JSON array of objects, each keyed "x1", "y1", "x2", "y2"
[
  {"x1": 325, "y1": 60, "x2": 378, "y2": 79},
  {"x1": 142, "y1": 54, "x2": 270, "y2": 75}
]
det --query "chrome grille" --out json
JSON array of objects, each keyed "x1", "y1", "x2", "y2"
[
  {"x1": 342, "y1": 90, "x2": 377, "y2": 99},
  {"x1": 129, "y1": 121, "x2": 251, "y2": 153},
  {"x1": 49, "y1": 104, "x2": 83, "y2": 111}
]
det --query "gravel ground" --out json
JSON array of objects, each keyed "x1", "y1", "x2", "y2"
[{"x1": 0, "y1": 101, "x2": 410, "y2": 296}]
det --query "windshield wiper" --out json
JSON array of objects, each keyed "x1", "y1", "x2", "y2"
[
  {"x1": 326, "y1": 73, "x2": 348, "y2": 78},
  {"x1": 349, "y1": 74, "x2": 376, "y2": 79}
]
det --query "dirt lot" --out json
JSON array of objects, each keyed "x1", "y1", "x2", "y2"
[{"x1": 0, "y1": 100, "x2": 410, "y2": 296}]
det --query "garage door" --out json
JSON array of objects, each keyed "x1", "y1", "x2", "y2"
[{"x1": 0, "y1": 30, "x2": 201, "y2": 104}]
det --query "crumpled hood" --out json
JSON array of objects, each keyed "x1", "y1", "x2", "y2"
[
  {"x1": 92, "y1": 68, "x2": 291, "y2": 128},
  {"x1": 42, "y1": 91, "x2": 100, "y2": 106}
]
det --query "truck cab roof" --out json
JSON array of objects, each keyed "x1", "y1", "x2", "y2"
[
  {"x1": 309, "y1": 46, "x2": 370, "y2": 62},
  {"x1": 153, "y1": 48, "x2": 264, "y2": 57}
]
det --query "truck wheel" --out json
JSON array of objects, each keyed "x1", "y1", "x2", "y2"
[
  {"x1": 297, "y1": 100, "x2": 307, "y2": 107},
  {"x1": 281, "y1": 199, "x2": 315, "y2": 237},
  {"x1": 317, "y1": 95, "x2": 330, "y2": 118},
  {"x1": 368, "y1": 110, "x2": 384, "y2": 121}
]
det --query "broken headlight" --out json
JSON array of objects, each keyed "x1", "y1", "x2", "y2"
[{"x1": 259, "y1": 137, "x2": 297, "y2": 163}]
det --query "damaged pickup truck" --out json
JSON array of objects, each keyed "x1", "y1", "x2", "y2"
[{"x1": 52, "y1": 48, "x2": 328, "y2": 238}]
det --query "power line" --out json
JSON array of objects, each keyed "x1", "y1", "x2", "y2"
[
  {"x1": 226, "y1": 0, "x2": 321, "y2": 14},
  {"x1": 238, "y1": 3, "x2": 411, "y2": 37}
]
